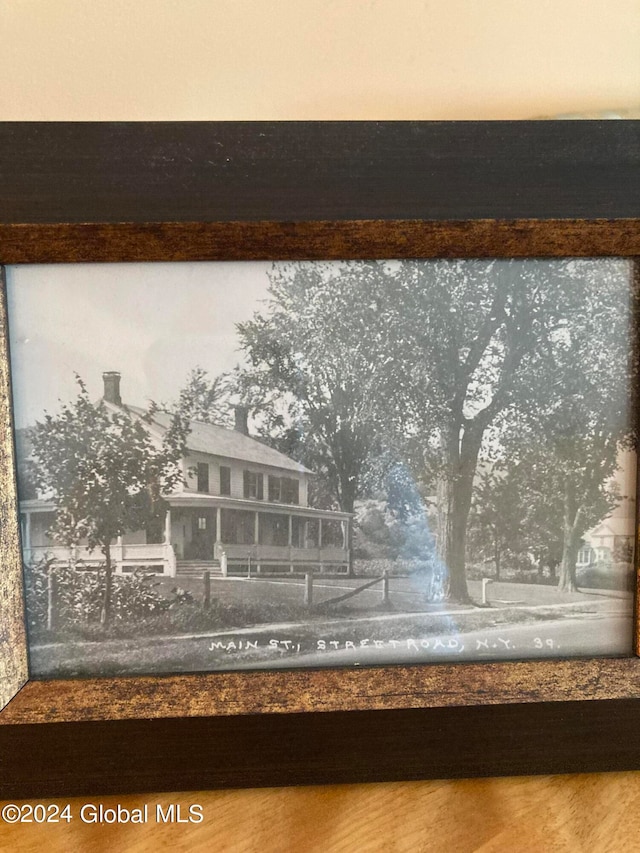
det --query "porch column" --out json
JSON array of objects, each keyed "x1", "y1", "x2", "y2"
[
  {"x1": 22, "y1": 512, "x2": 32, "y2": 562},
  {"x1": 254, "y1": 511, "x2": 259, "y2": 545},
  {"x1": 318, "y1": 518, "x2": 323, "y2": 548},
  {"x1": 216, "y1": 507, "x2": 222, "y2": 543},
  {"x1": 115, "y1": 535, "x2": 123, "y2": 574},
  {"x1": 164, "y1": 508, "x2": 171, "y2": 543},
  {"x1": 288, "y1": 515, "x2": 293, "y2": 545}
]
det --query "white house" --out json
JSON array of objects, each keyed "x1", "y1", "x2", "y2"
[
  {"x1": 577, "y1": 449, "x2": 636, "y2": 569},
  {"x1": 19, "y1": 372, "x2": 352, "y2": 577}
]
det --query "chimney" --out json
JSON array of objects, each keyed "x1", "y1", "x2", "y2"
[
  {"x1": 234, "y1": 405, "x2": 249, "y2": 435},
  {"x1": 102, "y1": 371, "x2": 122, "y2": 405}
]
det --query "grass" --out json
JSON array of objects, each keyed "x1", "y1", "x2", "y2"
[{"x1": 29, "y1": 599, "x2": 607, "y2": 678}]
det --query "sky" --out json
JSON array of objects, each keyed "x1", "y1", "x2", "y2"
[{"x1": 6, "y1": 261, "x2": 275, "y2": 428}]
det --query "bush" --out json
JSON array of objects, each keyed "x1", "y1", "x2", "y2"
[
  {"x1": 353, "y1": 499, "x2": 437, "y2": 563},
  {"x1": 24, "y1": 556, "x2": 311, "y2": 640},
  {"x1": 23, "y1": 557, "x2": 189, "y2": 637},
  {"x1": 576, "y1": 562, "x2": 634, "y2": 591},
  {"x1": 353, "y1": 557, "x2": 435, "y2": 577}
]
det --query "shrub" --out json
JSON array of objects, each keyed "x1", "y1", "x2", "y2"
[{"x1": 23, "y1": 557, "x2": 179, "y2": 636}]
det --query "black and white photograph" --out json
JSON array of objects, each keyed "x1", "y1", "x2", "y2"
[{"x1": 6, "y1": 258, "x2": 637, "y2": 677}]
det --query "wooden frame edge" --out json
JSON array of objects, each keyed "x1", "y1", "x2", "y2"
[
  {"x1": 0, "y1": 266, "x2": 29, "y2": 712},
  {"x1": 1, "y1": 656, "x2": 639, "y2": 725},
  {"x1": 1, "y1": 121, "x2": 640, "y2": 793},
  {"x1": 2, "y1": 219, "x2": 640, "y2": 264},
  {"x1": 4, "y1": 699, "x2": 640, "y2": 798}
]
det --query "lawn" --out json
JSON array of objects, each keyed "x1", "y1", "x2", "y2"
[{"x1": 29, "y1": 582, "x2": 630, "y2": 678}]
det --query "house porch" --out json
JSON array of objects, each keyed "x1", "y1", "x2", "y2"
[
  {"x1": 20, "y1": 497, "x2": 352, "y2": 578},
  {"x1": 169, "y1": 495, "x2": 351, "y2": 576}
]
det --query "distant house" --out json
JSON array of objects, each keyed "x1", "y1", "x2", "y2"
[
  {"x1": 19, "y1": 372, "x2": 351, "y2": 577},
  {"x1": 577, "y1": 453, "x2": 636, "y2": 569}
]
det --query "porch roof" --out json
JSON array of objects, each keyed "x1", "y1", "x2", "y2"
[{"x1": 167, "y1": 492, "x2": 352, "y2": 519}]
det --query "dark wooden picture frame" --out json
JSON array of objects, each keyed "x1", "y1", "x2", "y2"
[{"x1": 1, "y1": 121, "x2": 640, "y2": 798}]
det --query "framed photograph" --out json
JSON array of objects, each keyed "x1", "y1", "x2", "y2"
[{"x1": 1, "y1": 121, "x2": 640, "y2": 797}]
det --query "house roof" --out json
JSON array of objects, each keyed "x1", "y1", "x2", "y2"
[
  {"x1": 126, "y1": 405, "x2": 312, "y2": 474},
  {"x1": 586, "y1": 514, "x2": 635, "y2": 540}
]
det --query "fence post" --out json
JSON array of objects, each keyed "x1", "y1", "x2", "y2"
[
  {"x1": 203, "y1": 570, "x2": 211, "y2": 610},
  {"x1": 381, "y1": 570, "x2": 390, "y2": 607},
  {"x1": 482, "y1": 577, "x2": 492, "y2": 605},
  {"x1": 304, "y1": 572, "x2": 313, "y2": 608},
  {"x1": 47, "y1": 566, "x2": 56, "y2": 631}
]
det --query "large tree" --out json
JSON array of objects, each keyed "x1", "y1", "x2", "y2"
[
  {"x1": 502, "y1": 259, "x2": 635, "y2": 591},
  {"x1": 381, "y1": 258, "x2": 636, "y2": 600},
  {"x1": 28, "y1": 377, "x2": 189, "y2": 624},
  {"x1": 470, "y1": 439, "x2": 620, "y2": 588},
  {"x1": 235, "y1": 258, "x2": 636, "y2": 602},
  {"x1": 236, "y1": 261, "x2": 400, "y2": 515}
]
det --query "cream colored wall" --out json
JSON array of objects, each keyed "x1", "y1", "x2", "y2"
[{"x1": 0, "y1": 0, "x2": 638, "y2": 121}]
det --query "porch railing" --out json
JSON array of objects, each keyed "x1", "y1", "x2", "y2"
[{"x1": 24, "y1": 543, "x2": 176, "y2": 576}]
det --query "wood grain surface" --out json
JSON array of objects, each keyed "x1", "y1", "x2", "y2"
[
  {"x1": 3, "y1": 219, "x2": 640, "y2": 264},
  {"x1": 5, "y1": 658, "x2": 640, "y2": 725},
  {"x1": 2, "y1": 773, "x2": 640, "y2": 852}
]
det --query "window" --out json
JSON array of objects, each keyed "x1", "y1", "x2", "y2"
[
  {"x1": 303, "y1": 519, "x2": 319, "y2": 548},
  {"x1": 577, "y1": 546, "x2": 594, "y2": 566},
  {"x1": 243, "y1": 470, "x2": 264, "y2": 500},
  {"x1": 282, "y1": 478, "x2": 299, "y2": 504},
  {"x1": 221, "y1": 509, "x2": 255, "y2": 544},
  {"x1": 196, "y1": 462, "x2": 209, "y2": 493},
  {"x1": 220, "y1": 465, "x2": 231, "y2": 496},
  {"x1": 198, "y1": 516, "x2": 207, "y2": 530},
  {"x1": 322, "y1": 519, "x2": 344, "y2": 548},
  {"x1": 268, "y1": 475, "x2": 299, "y2": 504},
  {"x1": 258, "y1": 513, "x2": 289, "y2": 546}
]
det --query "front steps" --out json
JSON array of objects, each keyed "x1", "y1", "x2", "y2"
[{"x1": 176, "y1": 560, "x2": 223, "y2": 578}]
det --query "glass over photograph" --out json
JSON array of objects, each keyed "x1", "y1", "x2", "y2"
[{"x1": 6, "y1": 259, "x2": 638, "y2": 677}]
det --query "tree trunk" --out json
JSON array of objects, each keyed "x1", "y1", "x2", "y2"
[
  {"x1": 338, "y1": 485, "x2": 356, "y2": 577},
  {"x1": 494, "y1": 538, "x2": 501, "y2": 581},
  {"x1": 346, "y1": 518, "x2": 354, "y2": 578},
  {"x1": 436, "y1": 471, "x2": 474, "y2": 602},
  {"x1": 558, "y1": 533, "x2": 581, "y2": 592},
  {"x1": 558, "y1": 478, "x2": 584, "y2": 593},
  {"x1": 100, "y1": 543, "x2": 113, "y2": 626},
  {"x1": 434, "y1": 422, "x2": 483, "y2": 603}
]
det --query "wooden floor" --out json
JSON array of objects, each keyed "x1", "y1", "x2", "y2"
[{"x1": 3, "y1": 773, "x2": 640, "y2": 851}]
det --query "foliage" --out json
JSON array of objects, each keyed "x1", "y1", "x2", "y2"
[
  {"x1": 23, "y1": 556, "x2": 322, "y2": 640},
  {"x1": 170, "y1": 366, "x2": 234, "y2": 426},
  {"x1": 352, "y1": 557, "x2": 435, "y2": 577},
  {"x1": 23, "y1": 558, "x2": 191, "y2": 637},
  {"x1": 27, "y1": 376, "x2": 190, "y2": 623},
  {"x1": 467, "y1": 465, "x2": 526, "y2": 579},
  {"x1": 236, "y1": 261, "x2": 401, "y2": 513},
  {"x1": 501, "y1": 259, "x2": 634, "y2": 591},
  {"x1": 138, "y1": 258, "x2": 636, "y2": 600}
]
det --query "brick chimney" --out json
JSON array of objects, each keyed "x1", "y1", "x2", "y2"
[
  {"x1": 234, "y1": 405, "x2": 249, "y2": 435},
  {"x1": 102, "y1": 371, "x2": 122, "y2": 405}
]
